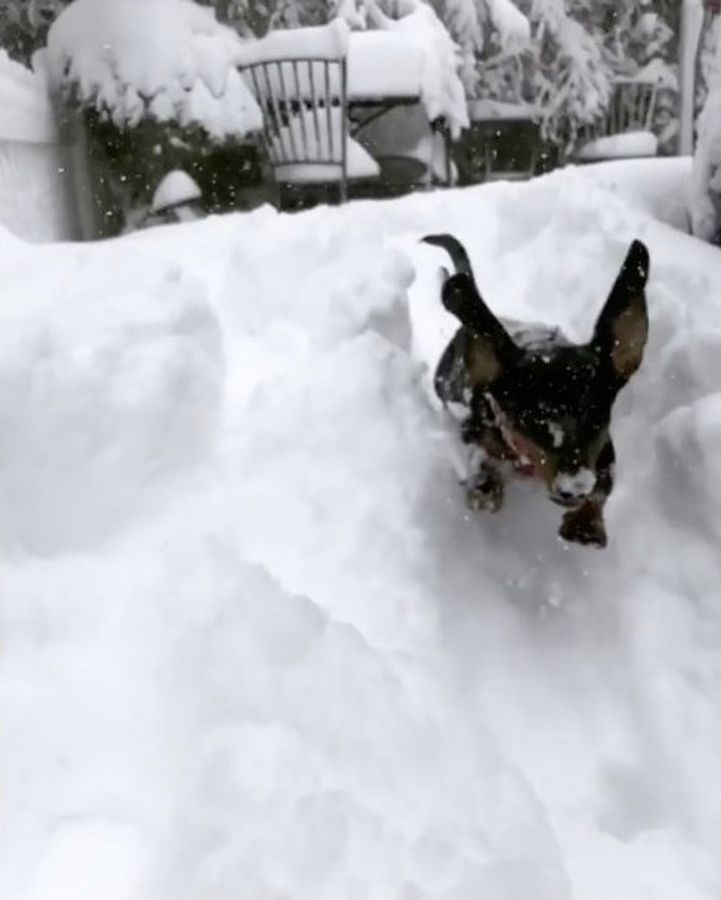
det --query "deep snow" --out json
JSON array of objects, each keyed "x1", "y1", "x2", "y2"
[{"x1": 0, "y1": 159, "x2": 719, "y2": 900}]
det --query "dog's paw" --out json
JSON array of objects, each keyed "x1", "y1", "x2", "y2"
[
  {"x1": 465, "y1": 468, "x2": 504, "y2": 513},
  {"x1": 559, "y1": 505, "x2": 607, "y2": 548}
]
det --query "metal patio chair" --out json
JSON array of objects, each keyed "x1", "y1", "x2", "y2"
[{"x1": 241, "y1": 56, "x2": 377, "y2": 208}]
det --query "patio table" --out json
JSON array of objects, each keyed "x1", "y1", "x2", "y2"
[{"x1": 346, "y1": 31, "x2": 451, "y2": 184}]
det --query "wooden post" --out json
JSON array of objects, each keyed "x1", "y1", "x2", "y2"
[{"x1": 679, "y1": 0, "x2": 705, "y2": 154}]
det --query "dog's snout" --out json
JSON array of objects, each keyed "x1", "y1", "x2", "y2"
[{"x1": 550, "y1": 468, "x2": 596, "y2": 506}]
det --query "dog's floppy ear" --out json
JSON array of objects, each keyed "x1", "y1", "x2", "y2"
[
  {"x1": 592, "y1": 239, "x2": 650, "y2": 381},
  {"x1": 442, "y1": 272, "x2": 520, "y2": 387}
]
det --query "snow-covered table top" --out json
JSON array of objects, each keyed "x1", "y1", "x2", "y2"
[
  {"x1": 346, "y1": 32, "x2": 424, "y2": 101},
  {"x1": 467, "y1": 99, "x2": 543, "y2": 122},
  {"x1": 240, "y1": 16, "x2": 468, "y2": 136},
  {"x1": 240, "y1": 26, "x2": 425, "y2": 103}
]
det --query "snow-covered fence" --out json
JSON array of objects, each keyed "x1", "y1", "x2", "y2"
[{"x1": 0, "y1": 50, "x2": 78, "y2": 242}]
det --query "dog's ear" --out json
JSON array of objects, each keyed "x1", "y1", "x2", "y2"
[
  {"x1": 442, "y1": 273, "x2": 520, "y2": 387},
  {"x1": 592, "y1": 240, "x2": 649, "y2": 381}
]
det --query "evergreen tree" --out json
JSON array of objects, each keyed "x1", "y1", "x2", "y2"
[{"x1": 432, "y1": 0, "x2": 674, "y2": 143}]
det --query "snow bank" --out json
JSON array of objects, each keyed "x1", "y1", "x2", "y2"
[
  {"x1": 0, "y1": 162, "x2": 719, "y2": 900},
  {"x1": 46, "y1": 0, "x2": 262, "y2": 139},
  {"x1": 0, "y1": 243, "x2": 223, "y2": 551},
  {"x1": 567, "y1": 156, "x2": 692, "y2": 233}
]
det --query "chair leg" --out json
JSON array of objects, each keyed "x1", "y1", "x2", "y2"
[{"x1": 431, "y1": 118, "x2": 452, "y2": 186}]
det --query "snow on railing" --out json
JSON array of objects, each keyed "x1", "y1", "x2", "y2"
[
  {"x1": 0, "y1": 51, "x2": 76, "y2": 241},
  {"x1": 0, "y1": 50, "x2": 56, "y2": 143}
]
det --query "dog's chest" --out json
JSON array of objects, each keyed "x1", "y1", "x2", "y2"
[{"x1": 435, "y1": 320, "x2": 573, "y2": 478}]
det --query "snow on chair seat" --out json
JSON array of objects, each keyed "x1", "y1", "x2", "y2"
[
  {"x1": 269, "y1": 107, "x2": 379, "y2": 183},
  {"x1": 575, "y1": 130, "x2": 659, "y2": 162},
  {"x1": 573, "y1": 79, "x2": 659, "y2": 163},
  {"x1": 240, "y1": 20, "x2": 379, "y2": 205}
]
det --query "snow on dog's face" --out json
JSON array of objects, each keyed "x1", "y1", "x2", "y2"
[{"x1": 442, "y1": 240, "x2": 649, "y2": 505}]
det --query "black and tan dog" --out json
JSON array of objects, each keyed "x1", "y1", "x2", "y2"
[{"x1": 424, "y1": 234, "x2": 650, "y2": 548}]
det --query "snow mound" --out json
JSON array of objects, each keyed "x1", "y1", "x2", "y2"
[
  {"x1": 0, "y1": 159, "x2": 719, "y2": 900},
  {"x1": 0, "y1": 249, "x2": 222, "y2": 552}
]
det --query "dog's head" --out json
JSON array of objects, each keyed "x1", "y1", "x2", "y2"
[{"x1": 440, "y1": 240, "x2": 649, "y2": 506}]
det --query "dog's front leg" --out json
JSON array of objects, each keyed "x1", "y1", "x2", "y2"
[
  {"x1": 461, "y1": 404, "x2": 506, "y2": 513},
  {"x1": 558, "y1": 440, "x2": 615, "y2": 548},
  {"x1": 465, "y1": 457, "x2": 505, "y2": 513}
]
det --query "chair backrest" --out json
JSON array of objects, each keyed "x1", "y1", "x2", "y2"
[
  {"x1": 578, "y1": 79, "x2": 659, "y2": 144},
  {"x1": 240, "y1": 57, "x2": 348, "y2": 177}
]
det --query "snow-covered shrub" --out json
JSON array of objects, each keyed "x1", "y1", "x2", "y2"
[{"x1": 46, "y1": 0, "x2": 264, "y2": 233}]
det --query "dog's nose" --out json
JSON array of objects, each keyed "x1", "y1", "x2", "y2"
[{"x1": 550, "y1": 469, "x2": 596, "y2": 506}]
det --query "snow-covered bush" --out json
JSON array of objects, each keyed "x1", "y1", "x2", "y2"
[
  {"x1": 46, "y1": 0, "x2": 264, "y2": 233},
  {"x1": 47, "y1": 0, "x2": 262, "y2": 137}
]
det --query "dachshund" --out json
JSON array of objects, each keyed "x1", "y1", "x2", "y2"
[{"x1": 424, "y1": 234, "x2": 650, "y2": 547}]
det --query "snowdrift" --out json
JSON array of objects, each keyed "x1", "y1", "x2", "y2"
[{"x1": 0, "y1": 159, "x2": 719, "y2": 900}]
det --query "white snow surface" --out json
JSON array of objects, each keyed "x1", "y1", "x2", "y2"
[
  {"x1": 46, "y1": 0, "x2": 262, "y2": 140},
  {"x1": 0, "y1": 158, "x2": 719, "y2": 900}
]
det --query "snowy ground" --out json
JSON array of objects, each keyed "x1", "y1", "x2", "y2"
[{"x1": 0, "y1": 158, "x2": 719, "y2": 900}]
